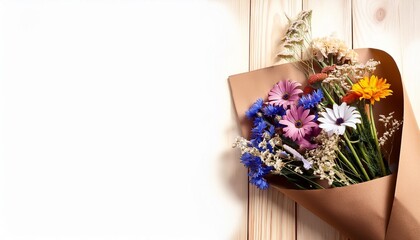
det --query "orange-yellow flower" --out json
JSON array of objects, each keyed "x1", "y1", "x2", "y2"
[{"x1": 351, "y1": 75, "x2": 392, "y2": 105}]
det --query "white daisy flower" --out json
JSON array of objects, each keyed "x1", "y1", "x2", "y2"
[{"x1": 318, "y1": 102, "x2": 361, "y2": 136}]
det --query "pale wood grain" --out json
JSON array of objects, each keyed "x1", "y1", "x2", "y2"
[
  {"x1": 397, "y1": 0, "x2": 420, "y2": 125},
  {"x1": 303, "y1": 0, "x2": 353, "y2": 46},
  {"x1": 249, "y1": 185, "x2": 296, "y2": 239},
  {"x1": 250, "y1": 0, "x2": 303, "y2": 69},
  {"x1": 298, "y1": 1, "x2": 352, "y2": 239},
  {"x1": 297, "y1": 207, "x2": 350, "y2": 240},
  {"x1": 353, "y1": 0, "x2": 420, "y2": 123},
  {"x1": 249, "y1": 1, "x2": 302, "y2": 239},
  {"x1": 224, "y1": 1, "x2": 251, "y2": 239},
  {"x1": 352, "y1": 0, "x2": 402, "y2": 65}
]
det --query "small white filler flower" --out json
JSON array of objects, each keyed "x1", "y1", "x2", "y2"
[{"x1": 318, "y1": 102, "x2": 361, "y2": 136}]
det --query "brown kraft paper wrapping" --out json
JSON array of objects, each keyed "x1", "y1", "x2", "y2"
[{"x1": 228, "y1": 49, "x2": 420, "y2": 240}]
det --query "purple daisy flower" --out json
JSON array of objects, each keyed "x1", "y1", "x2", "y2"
[
  {"x1": 279, "y1": 105, "x2": 317, "y2": 141},
  {"x1": 268, "y1": 80, "x2": 303, "y2": 108}
]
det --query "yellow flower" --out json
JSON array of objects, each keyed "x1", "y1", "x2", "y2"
[{"x1": 351, "y1": 75, "x2": 393, "y2": 105}]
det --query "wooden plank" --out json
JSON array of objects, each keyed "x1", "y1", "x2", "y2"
[
  {"x1": 250, "y1": 0, "x2": 303, "y2": 69},
  {"x1": 303, "y1": 0, "x2": 353, "y2": 46},
  {"x1": 225, "y1": 1, "x2": 252, "y2": 239},
  {"x1": 297, "y1": 207, "x2": 349, "y2": 240},
  {"x1": 352, "y1": 0, "x2": 402, "y2": 65},
  {"x1": 248, "y1": 1, "x2": 302, "y2": 239},
  {"x1": 353, "y1": 0, "x2": 420, "y2": 121},
  {"x1": 297, "y1": 1, "x2": 352, "y2": 239},
  {"x1": 398, "y1": 0, "x2": 420, "y2": 124}
]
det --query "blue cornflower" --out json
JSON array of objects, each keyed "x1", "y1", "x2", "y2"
[
  {"x1": 298, "y1": 89, "x2": 324, "y2": 109},
  {"x1": 240, "y1": 153, "x2": 263, "y2": 174},
  {"x1": 251, "y1": 121, "x2": 275, "y2": 149},
  {"x1": 250, "y1": 138, "x2": 262, "y2": 149},
  {"x1": 262, "y1": 105, "x2": 286, "y2": 116},
  {"x1": 245, "y1": 98, "x2": 264, "y2": 119},
  {"x1": 240, "y1": 151, "x2": 273, "y2": 189},
  {"x1": 250, "y1": 176, "x2": 269, "y2": 189},
  {"x1": 240, "y1": 152, "x2": 256, "y2": 168},
  {"x1": 266, "y1": 126, "x2": 275, "y2": 153},
  {"x1": 251, "y1": 120, "x2": 266, "y2": 139},
  {"x1": 312, "y1": 89, "x2": 324, "y2": 102},
  {"x1": 268, "y1": 125, "x2": 275, "y2": 137},
  {"x1": 249, "y1": 165, "x2": 273, "y2": 190},
  {"x1": 253, "y1": 116, "x2": 264, "y2": 126}
]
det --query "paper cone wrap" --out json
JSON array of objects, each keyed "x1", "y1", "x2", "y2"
[{"x1": 228, "y1": 49, "x2": 420, "y2": 240}]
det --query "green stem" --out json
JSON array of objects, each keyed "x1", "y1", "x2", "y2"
[
  {"x1": 321, "y1": 84, "x2": 335, "y2": 105},
  {"x1": 337, "y1": 83, "x2": 346, "y2": 96},
  {"x1": 369, "y1": 104, "x2": 387, "y2": 176},
  {"x1": 344, "y1": 133, "x2": 370, "y2": 181},
  {"x1": 336, "y1": 149, "x2": 360, "y2": 179},
  {"x1": 319, "y1": 61, "x2": 327, "y2": 68},
  {"x1": 358, "y1": 142, "x2": 374, "y2": 178},
  {"x1": 284, "y1": 167, "x2": 325, "y2": 189},
  {"x1": 345, "y1": 76, "x2": 354, "y2": 86}
]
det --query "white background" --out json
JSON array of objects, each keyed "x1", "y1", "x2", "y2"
[{"x1": 0, "y1": 1, "x2": 248, "y2": 239}]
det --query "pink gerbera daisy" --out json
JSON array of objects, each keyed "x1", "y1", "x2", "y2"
[
  {"x1": 279, "y1": 105, "x2": 317, "y2": 141},
  {"x1": 268, "y1": 80, "x2": 303, "y2": 108}
]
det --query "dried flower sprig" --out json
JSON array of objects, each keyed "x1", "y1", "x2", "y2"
[
  {"x1": 378, "y1": 112, "x2": 403, "y2": 146},
  {"x1": 311, "y1": 36, "x2": 358, "y2": 65}
]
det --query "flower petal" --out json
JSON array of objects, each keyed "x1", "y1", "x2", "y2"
[
  {"x1": 337, "y1": 126, "x2": 346, "y2": 135},
  {"x1": 339, "y1": 102, "x2": 347, "y2": 118},
  {"x1": 342, "y1": 122, "x2": 357, "y2": 129},
  {"x1": 333, "y1": 104, "x2": 340, "y2": 119}
]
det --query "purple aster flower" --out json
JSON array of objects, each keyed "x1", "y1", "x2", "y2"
[
  {"x1": 268, "y1": 80, "x2": 303, "y2": 108},
  {"x1": 297, "y1": 125, "x2": 321, "y2": 150},
  {"x1": 279, "y1": 105, "x2": 317, "y2": 141}
]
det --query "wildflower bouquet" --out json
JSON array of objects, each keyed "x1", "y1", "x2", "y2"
[{"x1": 229, "y1": 10, "x2": 420, "y2": 239}]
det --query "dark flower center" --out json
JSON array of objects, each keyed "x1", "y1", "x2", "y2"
[
  {"x1": 335, "y1": 118, "x2": 345, "y2": 125},
  {"x1": 295, "y1": 120, "x2": 303, "y2": 128},
  {"x1": 282, "y1": 93, "x2": 290, "y2": 100}
]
